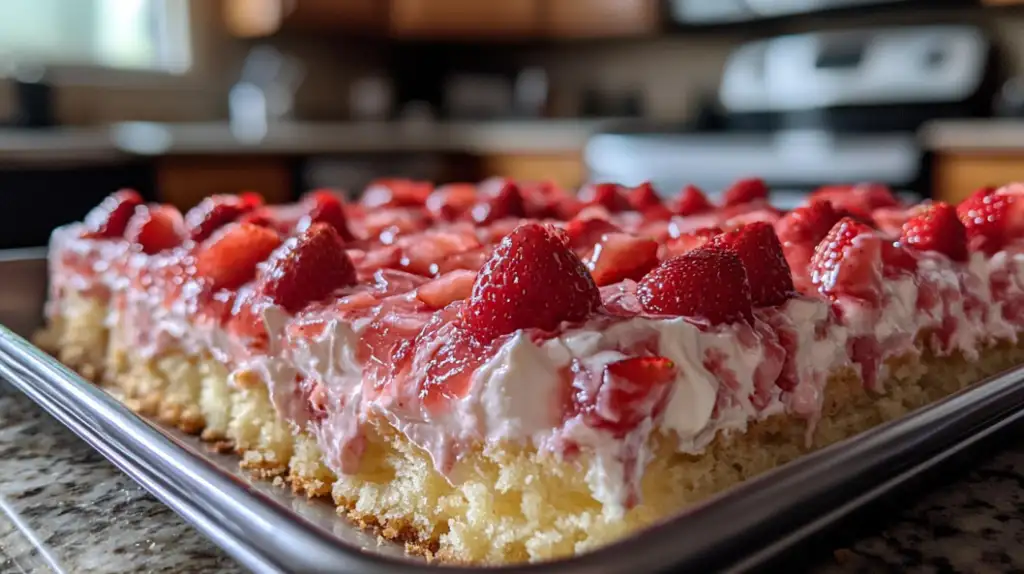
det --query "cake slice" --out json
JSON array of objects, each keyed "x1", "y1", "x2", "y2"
[{"x1": 36, "y1": 179, "x2": 1024, "y2": 564}]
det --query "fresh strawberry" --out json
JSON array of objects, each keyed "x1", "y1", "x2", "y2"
[
  {"x1": 871, "y1": 206, "x2": 911, "y2": 236},
  {"x1": 239, "y1": 207, "x2": 279, "y2": 229},
  {"x1": 195, "y1": 223, "x2": 282, "y2": 290},
  {"x1": 809, "y1": 218, "x2": 885, "y2": 302},
  {"x1": 564, "y1": 216, "x2": 622, "y2": 252},
  {"x1": 431, "y1": 246, "x2": 493, "y2": 275},
  {"x1": 722, "y1": 207, "x2": 781, "y2": 230},
  {"x1": 709, "y1": 222, "x2": 795, "y2": 307},
  {"x1": 361, "y1": 179, "x2": 433, "y2": 209},
  {"x1": 82, "y1": 189, "x2": 143, "y2": 239},
  {"x1": 256, "y1": 223, "x2": 357, "y2": 312},
  {"x1": 625, "y1": 182, "x2": 661, "y2": 211},
  {"x1": 238, "y1": 191, "x2": 265, "y2": 210},
  {"x1": 811, "y1": 183, "x2": 900, "y2": 214},
  {"x1": 956, "y1": 186, "x2": 1024, "y2": 254},
  {"x1": 662, "y1": 226, "x2": 721, "y2": 257},
  {"x1": 416, "y1": 269, "x2": 477, "y2": 309},
  {"x1": 898, "y1": 202, "x2": 968, "y2": 262},
  {"x1": 722, "y1": 178, "x2": 768, "y2": 207},
  {"x1": 580, "y1": 356, "x2": 676, "y2": 436},
  {"x1": 518, "y1": 180, "x2": 565, "y2": 219},
  {"x1": 298, "y1": 190, "x2": 354, "y2": 241},
  {"x1": 781, "y1": 200, "x2": 840, "y2": 243},
  {"x1": 185, "y1": 195, "x2": 254, "y2": 242},
  {"x1": 578, "y1": 182, "x2": 631, "y2": 212},
  {"x1": 470, "y1": 180, "x2": 525, "y2": 224},
  {"x1": 672, "y1": 185, "x2": 714, "y2": 216},
  {"x1": 459, "y1": 222, "x2": 600, "y2": 341},
  {"x1": 636, "y1": 247, "x2": 754, "y2": 325},
  {"x1": 426, "y1": 183, "x2": 477, "y2": 221},
  {"x1": 125, "y1": 205, "x2": 185, "y2": 254},
  {"x1": 585, "y1": 233, "x2": 660, "y2": 286}
]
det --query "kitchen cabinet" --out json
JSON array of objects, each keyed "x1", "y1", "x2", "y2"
[
  {"x1": 541, "y1": 0, "x2": 659, "y2": 38},
  {"x1": 478, "y1": 153, "x2": 585, "y2": 189},
  {"x1": 389, "y1": 0, "x2": 538, "y2": 39},
  {"x1": 155, "y1": 156, "x2": 294, "y2": 211},
  {"x1": 223, "y1": 0, "x2": 387, "y2": 37},
  {"x1": 933, "y1": 152, "x2": 1024, "y2": 205}
]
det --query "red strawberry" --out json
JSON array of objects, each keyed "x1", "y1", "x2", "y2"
[
  {"x1": 125, "y1": 205, "x2": 185, "y2": 255},
  {"x1": 238, "y1": 191, "x2": 265, "y2": 210},
  {"x1": 581, "y1": 356, "x2": 676, "y2": 436},
  {"x1": 578, "y1": 182, "x2": 631, "y2": 212},
  {"x1": 871, "y1": 206, "x2": 911, "y2": 236},
  {"x1": 185, "y1": 195, "x2": 254, "y2": 242},
  {"x1": 672, "y1": 185, "x2": 714, "y2": 216},
  {"x1": 956, "y1": 186, "x2": 1024, "y2": 254},
  {"x1": 416, "y1": 269, "x2": 477, "y2": 309},
  {"x1": 809, "y1": 218, "x2": 885, "y2": 302},
  {"x1": 564, "y1": 216, "x2": 622, "y2": 252},
  {"x1": 239, "y1": 207, "x2": 278, "y2": 229},
  {"x1": 459, "y1": 222, "x2": 600, "y2": 341},
  {"x1": 82, "y1": 189, "x2": 143, "y2": 239},
  {"x1": 298, "y1": 190, "x2": 354, "y2": 241},
  {"x1": 425, "y1": 183, "x2": 477, "y2": 221},
  {"x1": 361, "y1": 179, "x2": 432, "y2": 209},
  {"x1": 637, "y1": 247, "x2": 754, "y2": 325},
  {"x1": 709, "y1": 222, "x2": 795, "y2": 307},
  {"x1": 625, "y1": 182, "x2": 661, "y2": 211},
  {"x1": 257, "y1": 223, "x2": 357, "y2": 312},
  {"x1": 775, "y1": 200, "x2": 842, "y2": 248},
  {"x1": 585, "y1": 233, "x2": 660, "y2": 286},
  {"x1": 722, "y1": 178, "x2": 769, "y2": 207},
  {"x1": 663, "y1": 226, "x2": 721, "y2": 257},
  {"x1": 470, "y1": 180, "x2": 525, "y2": 224},
  {"x1": 898, "y1": 202, "x2": 968, "y2": 262},
  {"x1": 195, "y1": 223, "x2": 282, "y2": 290}
]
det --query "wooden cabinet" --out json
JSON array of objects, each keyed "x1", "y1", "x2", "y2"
[
  {"x1": 541, "y1": 0, "x2": 658, "y2": 39},
  {"x1": 156, "y1": 156, "x2": 294, "y2": 211},
  {"x1": 224, "y1": 0, "x2": 387, "y2": 37},
  {"x1": 478, "y1": 153, "x2": 585, "y2": 189},
  {"x1": 389, "y1": 0, "x2": 538, "y2": 39},
  {"x1": 933, "y1": 152, "x2": 1024, "y2": 205}
]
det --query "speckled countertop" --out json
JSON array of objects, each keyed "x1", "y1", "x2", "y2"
[{"x1": 3, "y1": 377, "x2": 1024, "y2": 574}]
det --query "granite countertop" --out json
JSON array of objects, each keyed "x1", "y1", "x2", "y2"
[{"x1": 3, "y1": 379, "x2": 1024, "y2": 573}]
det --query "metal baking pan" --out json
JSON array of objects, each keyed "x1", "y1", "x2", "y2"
[{"x1": 4, "y1": 248, "x2": 1024, "y2": 573}]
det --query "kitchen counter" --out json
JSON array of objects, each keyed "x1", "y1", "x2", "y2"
[
  {"x1": 921, "y1": 119, "x2": 1024, "y2": 152},
  {"x1": 3, "y1": 381, "x2": 1024, "y2": 573}
]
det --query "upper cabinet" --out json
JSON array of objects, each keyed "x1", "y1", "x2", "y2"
[
  {"x1": 224, "y1": 0, "x2": 660, "y2": 40},
  {"x1": 540, "y1": 0, "x2": 659, "y2": 39},
  {"x1": 389, "y1": 0, "x2": 538, "y2": 39}
]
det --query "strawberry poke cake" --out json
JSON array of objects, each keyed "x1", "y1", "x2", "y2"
[{"x1": 34, "y1": 177, "x2": 1024, "y2": 564}]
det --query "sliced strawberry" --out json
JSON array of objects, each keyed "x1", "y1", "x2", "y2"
[
  {"x1": 426, "y1": 183, "x2": 477, "y2": 221},
  {"x1": 298, "y1": 190, "x2": 354, "y2": 241},
  {"x1": 125, "y1": 205, "x2": 185, "y2": 255},
  {"x1": 578, "y1": 182, "x2": 631, "y2": 212},
  {"x1": 564, "y1": 216, "x2": 621, "y2": 252},
  {"x1": 776, "y1": 200, "x2": 842, "y2": 248},
  {"x1": 470, "y1": 180, "x2": 525, "y2": 224},
  {"x1": 722, "y1": 178, "x2": 768, "y2": 207},
  {"x1": 459, "y1": 222, "x2": 600, "y2": 341},
  {"x1": 518, "y1": 180, "x2": 565, "y2": 219},
  {"x1": 239, "y1": 207, "x2": 278, "y2": 229},
  {"x1": 871, "y1": 206, "x2": 911, "y2": 236},
  {"x1": 585, "y1": 233, "x2": 659, "y2": 287},
  {"x1": 956, "y1": 186, "x2": 1024, "y2": 254},
  {"x1": 709, "y1": 222, "x2": 795, "y2": 307},
  {"x1": 431, "y1": 245, "x2": 494, "y2": 275},
  {"x1": 361, "y1": 207, "x2": 429, "y2": 241},
  {"x1": 625, "y1": 182, "x2": 661, "y2": 211},
  {"x1": 398, "y1": 230, "x2": 481, "y2": 276},
  {"x1": 256, "y1": 223, "x2": 357, "y2": 312},
  {"x1": 82, "y1": 189, "x2": 143, "y2": 239},
  {"x1": 195, "y1": 223, "x2": 282, "y2": 291},
  {"x1": 238, "y1": 191, "x2": 265, "y2": 210},
  {"x1": 361, "y1": 179, "x2": 433, "y2": 209},
  {"x1": 416, "y1": 269, "x2": 477, "y2": 309},
  {"x1": 809, "y1": 218, "x2": 885, "y2": 302},
  {"x1": 581, "y1": 356, "x2": 676, "y2": 436},
  {"x1": 185, "y1": 195, "x2": 254, "y2": 243},
  {"x1": 898, "y1": 201, "x2": 968, "y2": 262},
  {"x1": 662, "y1": 226, "x2": 721, "y2": 257},
  {"x1": 811, "y1": 183, "x2": 900, "y2": 214},
  {"x1": 672, "y1": 185, "x2": 714, "y2": 216},
  {"x1": 637, "y1": 247, "x2": 754, "y2": 325}
]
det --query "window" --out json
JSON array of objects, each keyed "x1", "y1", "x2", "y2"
[{"x1": 0, "y1": 0, "x2": 190, "y2": 74}]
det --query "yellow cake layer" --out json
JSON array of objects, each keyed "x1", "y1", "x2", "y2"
[{"x1": 33, "y1": 291, "x2": 1024, "y2": 564}]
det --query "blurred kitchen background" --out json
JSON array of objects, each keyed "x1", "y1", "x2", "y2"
[{"x1": 1, "y1": 0, "x2": 1024, "y2": 248}]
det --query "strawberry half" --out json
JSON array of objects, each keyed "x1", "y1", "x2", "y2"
[
  {"x1": 298, "y1": 190, "x2": 354, "y2": 241},
  {"x1": 195, "y1": 223, "x2": 282, "y2": 291},
  {"x1": 637, "y1": 247, "x2": 754, "y2": 325},
  {"x1": 625, "y1": 182, "x2": 662, "y2": 211},
  {"x1": 722, "y1": 178, "x2": 769, "y2": 207},
  {"x1": 956, "y1": 186, "x2": 1024, "y2": 254},
  {"x1": 578, "y1": 182, "x2": 631, "y2": 212},
  {"x1": 470, "y1": 180, "x2": 525, "y2": 224},
  {"x1": 257, "y1": 223, "x2": 357, "y2": 313},
  {"x1": 459, "y1": 222, "x2": 600, "y2": 341},
  {"x1": 82, "y1": 189, "x2": 143, "y2": 239},
  {"x1": 185, "y1": 195, "x2": 254, "y2": 243},
  {"x1": 564, "y1": 216, "x2": 622, "y2": 252},
  {"x1": 426, "y1": 183, "x2": 477, "y2": 221},
  {"x1": 581, "y1": 356, "x2": 676, "y2": 436},
  {"x1": 416, "y1": 269, "x2": 477, "y2": 309},
  {"x1": 361, "y1": 179, "x2": 433, "y2": 209},
  {"x1": 709, "y1": 222, "x2": 795, "y2": 307},
  {"x1": 662, "y1": 226, "x2": 721, "y2": 257},
  {"x1": 809, "y1": 218, "x2": 885, "y2": 302},
  {"x1": 672, "y1": 185, "x2": 714, "y2": 216},
  {"x1": 898, "y1": 201, "x2": 968, "y2": 262},
  {"x1": 585, "y1": 232, "x2": 660, "y2": 287},
  {"x1": 775, "y1": 200, "x2": 842, "y2": 248},
  {"x1": 125, "y1": 205, "x2": 185, "y2": 255}
]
